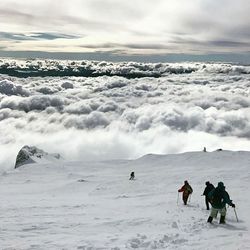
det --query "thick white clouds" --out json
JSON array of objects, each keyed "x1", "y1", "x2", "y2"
[
  {"x1": 0, "y1": 0, "x2": 249, "y2": 54},
  {"x1": 0, "y1": 79, "x2": 29, "y2": 96},
  {"x1": 1, "y1": 60, "x2": 250, "y2": 169}
]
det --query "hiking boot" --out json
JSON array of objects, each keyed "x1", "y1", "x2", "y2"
[
  {"x1": 207, "y1": 216, "x2": 213, "y2": 223},
  {"x1": 219, "y1": 216, "x2": 225, "y2": 224}
]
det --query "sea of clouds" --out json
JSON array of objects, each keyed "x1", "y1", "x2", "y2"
[{"x1": 1, "y1": 59, "x2": 250, "y2": 170}]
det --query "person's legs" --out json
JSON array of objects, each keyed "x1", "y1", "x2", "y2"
[
  {"x1": 207, "y1": 216, "x2": 213, "y2": 223},
  {"x1": 205, "y1": 197, "x2": 210, "y2": 210},
  {"x1": 219, "y1": 207, "x2": 227, "y2": 224},
  {"x1": 183, "y1": 194, "x2": 189, "y2": 205},
  {"x1": 207, "y1": 207, "x2": 218, "y2": 223}
]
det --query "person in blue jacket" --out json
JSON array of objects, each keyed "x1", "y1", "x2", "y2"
[{"x1": 207, "y1": 182, "x2": 235, "y2": 224}]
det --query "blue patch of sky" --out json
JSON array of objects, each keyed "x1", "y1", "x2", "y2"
[{"x1": 0, "y1": 32, "x2": 78, "y2": 41}]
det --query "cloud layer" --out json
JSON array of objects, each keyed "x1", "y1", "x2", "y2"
[{"x1": 1, "y1": 60, "x2": 250, "y2": 169}]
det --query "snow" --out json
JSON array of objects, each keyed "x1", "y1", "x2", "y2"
[{"x1": 0, "y1": 150, "x2": 250, "y2": 249}]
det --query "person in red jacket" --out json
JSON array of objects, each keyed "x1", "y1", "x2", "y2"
[{"x1": 178, "y1": 180, "x2": 193, "y2": 205}]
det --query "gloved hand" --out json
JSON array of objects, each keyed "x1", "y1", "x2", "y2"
[{"x1": 231, "y1": 203, "x2": 235, "y2": 208}]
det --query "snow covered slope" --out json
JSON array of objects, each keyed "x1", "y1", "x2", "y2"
[{"x1": 0, "y1": 150, "x2": 250, "y2": 249}]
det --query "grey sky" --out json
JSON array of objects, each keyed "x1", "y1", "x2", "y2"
[{"x1": 0, "y1": 0, "x2": 250, "y2": 62}]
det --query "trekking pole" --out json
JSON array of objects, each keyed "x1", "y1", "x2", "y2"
[
  {"x1": 177, "y1": 192, "x2": 179, "y2": 205},
  {"x1": 234, "y1": 208, "x2": 239, "y2": 222}
]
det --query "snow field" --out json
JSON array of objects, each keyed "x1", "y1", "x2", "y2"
[{"x1": 0, "y1": 150, "x2": 250, "y2": 249}]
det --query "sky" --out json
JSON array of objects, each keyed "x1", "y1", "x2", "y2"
[{"x1": 0, "y1": 0, "x2": 250, "y2": 62}]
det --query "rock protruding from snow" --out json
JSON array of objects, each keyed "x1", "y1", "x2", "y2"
[{"x1": 14, "y1": 145, "x2": 61, "y2": 169}]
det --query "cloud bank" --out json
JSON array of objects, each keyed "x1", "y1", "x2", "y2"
[{"x1": 1, "y1": 60, "x2": 250, "y2": 169}]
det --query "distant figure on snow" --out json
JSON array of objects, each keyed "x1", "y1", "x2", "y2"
[
  {"x1": 207, "y1": 182, "x2": 235, "y2": 224},
  {"x1": 178, "y1": 180, "x2": 193, "y2": 205},
  {"x1": 203, "y1": 147, "x2": 207, "y2": 152},
  {"x1": 202, "y1": 181, "x2": 215, "y2": 210},
  {"x1": 129, "y1": 171, "x2": 135, "y2": 180}
]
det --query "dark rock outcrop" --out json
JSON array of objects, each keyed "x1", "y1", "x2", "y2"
[{"x1": 15, "y1": 145, "x2": 61, "y2": 169}]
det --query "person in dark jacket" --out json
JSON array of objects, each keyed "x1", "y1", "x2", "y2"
[
  {"x1": 178, "y1": 180, "x2": 193, "y2": 205},
  {"x1": 207, "y1": 182, "x2": 235, "y2": 224},
  {"x1": 202, "y1": 181, "x2": 215, "y2": 210},
  {"x1": 129, "y1": 171, "x2": 135, "y2": 180}
]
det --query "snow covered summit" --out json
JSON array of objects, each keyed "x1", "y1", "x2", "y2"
[{"x1": 14, "y1": 145, "x2": 61, "y2": 169}]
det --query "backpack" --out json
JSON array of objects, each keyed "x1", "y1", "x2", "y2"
[
  {"x1": 186, "y1": 185, "x2": 193, "y2": 194},
  {"x1": 210, "y1": 188, "x2": 224, "y2": 207}
]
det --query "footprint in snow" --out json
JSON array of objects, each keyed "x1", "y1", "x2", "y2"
[{"x1": 77, "y1": 179, "x2": 86, "y2": 182}]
